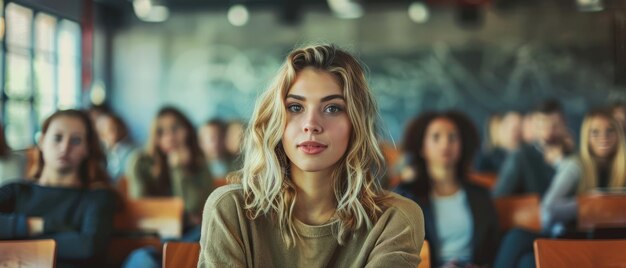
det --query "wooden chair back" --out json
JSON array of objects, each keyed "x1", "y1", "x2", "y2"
[
  {"x1": 0, "y1": 239, "x2": 56, "y2": 268},
  {"x1": 578, "y1": 193, "x2": 626, "y2": 230},
  {"x1": 114, "y1": 197, "x2": 185, "y2": 239},
  {"x1": 163, "y1": 242, "x2": 201, "y2": 268},
  {"x1": 494, "y1": 194, "x2": 541, "y2": 232},
  {"x1": 534, "y1": 239, "x2": 626, "y2": 268}
]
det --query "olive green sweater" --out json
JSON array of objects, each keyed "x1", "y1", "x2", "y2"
[{"x1": 198, "y1": 184, "x2": 425, "y2": 268}]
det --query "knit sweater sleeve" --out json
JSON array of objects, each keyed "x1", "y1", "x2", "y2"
[
  {"x1": 365, "y1": 193, "x2": 426, "y2": 267},
  {"x1": 41, "y1": 189, "x2": 116, "y2": 260}
]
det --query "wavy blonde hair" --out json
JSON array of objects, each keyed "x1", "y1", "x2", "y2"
[
  {"x1": 577, "y1": 109, "x2": 626, "y2": 193},
  {"x1": 229, "y1": 44, "x2": 387, "y2": 246}
]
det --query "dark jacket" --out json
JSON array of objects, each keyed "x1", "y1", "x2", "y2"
[{"x1": 394, "y1": 182, "x2": 500, "y2": 267}]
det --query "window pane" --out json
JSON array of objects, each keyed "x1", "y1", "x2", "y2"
[
  {"x1": 35, "y1": 13, "x2": 56, "y2": 53},
  {"x1": 5, "y1": 52, "x2": 32, "y2": 98},
  {"x1": 5, "y1": 100, "x2": 33, "y2": 149},
  {"x1": 35, "y1": 13, "x2": 57, "y2": 123},
  {"x1": 6, "y1": 3, "x2": 32, "y2": 49},
  {"x1": 57, "y1": 19, "x2": 80, "y2": 109}
]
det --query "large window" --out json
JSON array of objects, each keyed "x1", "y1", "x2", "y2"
[{"x1": 2, "y1": 2, "x2": 81, "y2": 149}]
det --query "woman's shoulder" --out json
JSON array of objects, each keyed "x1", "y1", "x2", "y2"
[
  {"x1": 204, "y1": 184, "x2": 245, "y2": 213},
  {"x1": 381, "y1": 191, "x2": 425, "y2": 226}
]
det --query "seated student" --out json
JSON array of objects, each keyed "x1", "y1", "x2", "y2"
[
  {"x1": 395, "y1": 111, "x2": 499, "y2": 268},
  {"x1": 198, "y1": 118, "x2": 238, "y2": 178},
  {"x1": 0, "y1": 110, "x2": 116, "y2": 268},
  {"x1": 126, "y1": 106, "x2": 213, "y2": 228},
  {"x1": 0, "y1": 123, "x2": 26, "y2": 186},
  {"x1": 198, "y1": 44, "x2": 425, "y2": 267},
  {"x1": 494, "y1": 109, "x2": 626, "y2": 268},
  {"x1": 95, "y1": 112, "x2": 136, "y2": 184},
  {"x1": 493, "y1": 99, "x2": 573, "y2": 198},
  {"x1": 124, "y1": 107, "x2": 213, "y2": 268}
]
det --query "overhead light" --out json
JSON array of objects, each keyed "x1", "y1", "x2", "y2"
[
  {"x1": 408, "y1": 2, "x2": 429, "y2": 24},
  {"x1": 228, "y1": 4, "x2": 249, "y2": 26},
  {"x1": 328, "y1": 0, "x2": 364, "y2": 19},
  {"x1": 576, "y1": 0, "x2": 603, "y2": 12},
  {"x1": 133, "y1": 0, "x2": 170, "y2": 22}
]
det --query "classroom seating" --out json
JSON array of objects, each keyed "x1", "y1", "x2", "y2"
[
  {"x1": 578, "y1": 193, "x2": 626, "y2": 230},
  {"x1": 418, "y1": 240, "x2": 430, "y2": 268},
  {"x1": 0, "y1": 239, "x2": 56, "y2": 268},
  {"x1": 107, "y1": 197, "x2": 184, "y2": 264},
  {"x1": 494, "y1": 194, "x2": 541, "y2": 232},
  {"x1": 534, "y1": 239, "x2": 626, "y2": 268},
  {"x1": 163, "y1": 242, "x2": 200, "y2": 268}
]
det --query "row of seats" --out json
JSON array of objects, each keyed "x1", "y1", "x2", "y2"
[{"x1": 4, "y1": 238, "x2": 626, "y2": 268}]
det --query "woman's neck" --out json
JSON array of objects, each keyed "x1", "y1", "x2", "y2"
[
  {"x1": 291, "y1": 166, "x2": 337, "y2": 225},
  {"x1": 428, "y1": 165, "x2": 460, "y2": 197},
  {"x1": 38, "y1": 168, "x2": 81, "y2": 188}
]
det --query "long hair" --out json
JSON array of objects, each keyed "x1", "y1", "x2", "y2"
[
  {"x1": 145, "y1": 106, "x2": 205, "y2": 182},
  {"x1": 577, "y1": 109, "x2": 626, "y2": 193},
  {"x1": 29, "y1": 109, "x2": 110, "y2": 188},
  {"x1": 0, "y1": 124, "x2": 12, "y2": 158},
  {"x1": 229, "y1": 44, "x2": 387, "y2": 246},
  {"x1": 402, "y1": 111, "x2": 480, "y2": 197}
]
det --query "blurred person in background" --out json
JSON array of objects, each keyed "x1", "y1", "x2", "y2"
[
  {"x1": 0, "y1": 110, "x2": 115, "y2": 268},
  {"x1": 474, "y1": 113, "x2": 504, "y2": 173},
  {"x1": 494, "y1": 109, "x2": 626, "y2": 268},
  {"x1": 0, "y1": 123, "x2": 26, "y2": 186},
  {"x1": 395, "y1": 111, "x2": 499, "y2": 268},
  {"x1": 225, "y1": 120, "x2": 245, "y2": 157},
  {"x1": 198, "y1": 118, "x2": 237, "y2": 178},
  {"x1": 96, "y1": 112, "x2": 137, "y2": 184},
  {"x1": 124, "y1": 106, "x2": 214, "y2": 268},
  {"x1": 493, "y1": 99, "x2": 573, "y2": 198}
]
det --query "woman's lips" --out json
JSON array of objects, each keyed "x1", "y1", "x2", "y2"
[{"x1": 297, "y1": 141, "x2": 328, "y2": 155}]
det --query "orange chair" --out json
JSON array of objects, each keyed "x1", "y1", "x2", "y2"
[
  {"x1": 0, "y1": 239, "x2": 56, "y2": 268},
  {"x1": 494, "y1": 194, "x2": 541, "y2": 232},
  {"x1": 107, "y1": 197, "x2": 184, "y2": 264},
  {"x1": 534, "y1": 239, "x2": 626, "y2": 268},
  {"x1": 418, "y1": 240, "x2": 430, "y2": 268},
  {"x1": 163, "y1": 242, "x2": 200, "y2": 268},
  {"x1": 469, "y1": 172, "x2": 497, "y2": 190},
  {"x1": 213, "y1": 178, "x2": 228, "y2": 188},
  {"x1": 578, "y1": 193, "x2": 626, "y2": 230}
]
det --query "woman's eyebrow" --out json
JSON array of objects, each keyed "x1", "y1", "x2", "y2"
[{"x1": 285, "y1": 94, "x2": 345, "y2": 102}]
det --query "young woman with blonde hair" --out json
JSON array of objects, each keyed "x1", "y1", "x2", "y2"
[{"x1": 198, "y1": 44, "x2": 425, "y2": 267}]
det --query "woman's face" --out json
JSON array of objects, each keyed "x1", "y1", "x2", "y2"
[
  {"x1": 40, "y1": 116, "x2": 89, "y2": 175},
  {"x1": 157, "y1": 114, "x2": 188, "y2": 154},
  {"x1": 225, "y1": 123, "x2": 243, "y2": 155},
  {"x1": 588, "y1": 116, "x2": 618, "y2": 159},
  {"x1": 96, "y1": 116, "x2": 118, "y2": 148},
  {"x1": 282, "y1": 67, "x2": 352, "y2": 175},
  {"x1": 198, "y1": 124, "x2": 222, "y2": 159},
  {"x1": 422, "y1": 118, "x2": 461, "y2": 169}
]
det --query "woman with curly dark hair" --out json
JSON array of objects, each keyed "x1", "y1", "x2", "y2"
[{"x1": 395, "y1": 110, "x2": 499, "y2": 268}]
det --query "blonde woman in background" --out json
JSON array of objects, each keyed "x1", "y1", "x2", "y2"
[{"x1": 198, "y1": 44, "x2": 425, "y2": 267}]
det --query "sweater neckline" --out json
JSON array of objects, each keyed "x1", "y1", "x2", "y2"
[{"x1": 293, "y1": 218, "x2": 339, "y2": 238}]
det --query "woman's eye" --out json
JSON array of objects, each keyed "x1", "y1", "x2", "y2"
[
  {"x1": 70, "y1": 137, "x2": 83, "y2": 145},
  {"x1": 54, "y1": 135, "x2": 63, "y2": 142},
  {"x1": 324, "y1": 105, "x2": 343, "y2": 113},
  {"x1": 287, "y1": 104, "x2": 303, "y2": 113}
]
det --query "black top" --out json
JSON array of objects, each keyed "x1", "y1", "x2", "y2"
[
  {"x1": 0, "y1": 181, "x2": 115, "y2": 268},
  {"x1": 493, "y1": 143, "x2": 557, "y2": 198},
  {"x1": 394, "y1": 182, "x2": 500, "y2": 267},
  {"x1": 474, "y1": 147, "x2": 508, "y2": 173}
]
